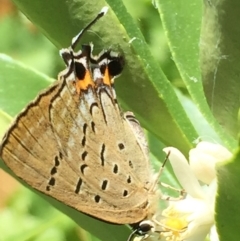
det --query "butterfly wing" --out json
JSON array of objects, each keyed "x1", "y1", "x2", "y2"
[
  {"x1": 0, "y1": 77, "x2": 155, "y2": 224},
  {"x1": 0, "y1": 81, "x2": 62, "y2": 187}
]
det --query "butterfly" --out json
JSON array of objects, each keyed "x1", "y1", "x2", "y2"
[{"x1": 0, "y1": 6, "x2": 162, "y2": 241}]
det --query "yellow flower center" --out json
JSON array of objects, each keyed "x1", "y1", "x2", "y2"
[{"x1": 157, "y1": 206, "x2": 188, "y2": 241}]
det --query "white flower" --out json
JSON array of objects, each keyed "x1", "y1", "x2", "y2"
[
  {"x1": 155, "y1": 141, "x2": 232, "y2": 241},
  {"x1": 189, "y1": 142, "x2": 232, "y2": 185}
]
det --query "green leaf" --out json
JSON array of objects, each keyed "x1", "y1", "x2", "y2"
[
  {"x1": 0, "y1": 54, "x2": 53, "y2": 116},
  {"x1": 0, "y1": 110, "x2": 12, "y2": 136},
  {"x1": 216, "y1": 148, "x2": 240, "y2": 240},
  {"x1": 201, "y1": 0, "x2": 240, "y2": 140},
  {"x1": 106, "y1": 0, "x2": 198, "y2": 153},
  {"x1": 156, "y1": 0, "x2": 237, "y2": 150}
]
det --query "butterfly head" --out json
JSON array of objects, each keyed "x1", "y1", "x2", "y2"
[{"x1": 128, "y1": 220, "x2": 156, "y2": 241}]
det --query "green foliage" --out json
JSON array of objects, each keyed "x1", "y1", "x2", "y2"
[{"x1": 216, "y1": 150, "x2": 240, "y2": 240}]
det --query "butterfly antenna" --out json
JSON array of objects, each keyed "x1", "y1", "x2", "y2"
[
  {"x1": 71, "y1": 6, "x2": 108, "y2": 50},
  {"x1": 149, "y1": 150, "x2": 171, "y2": 192},
  {"x1": 162, "y1": 150, "x2": 171, "y2": 167}
]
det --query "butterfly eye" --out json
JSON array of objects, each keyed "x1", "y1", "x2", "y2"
[{"x1": 137, "y1": 221, "x2": 154, "y2": 235}]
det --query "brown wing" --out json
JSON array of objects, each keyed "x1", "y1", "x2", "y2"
[{"x1": 0, "y1": 79, "x2": 155, "y2": 224}]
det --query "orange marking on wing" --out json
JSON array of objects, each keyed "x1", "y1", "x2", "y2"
[
  {"x1": 103, "y1": 66, "x2": 112, "y2": 86},
  {"x1": 75, "y1": 70, "x2": 95, "y2": 94}
]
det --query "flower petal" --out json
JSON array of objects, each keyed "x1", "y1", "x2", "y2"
[
  {"x1": 183, "y1": 224, "x2": 211, "y2": 241},
  {"x1": 209, "y1": 225, "x2": 220, "y2": 241},
  {"x1": 189, "y1": 142, "x2": 232, "y2": 184},
  {"x1": 181, "y1": 198, "x2": 214, "y2": 241},
  {"x1": 163, "y1": 147, "x2": 205, "y2": 199},
  {"x1": 206, "y1": 179, "x2": 217, "y2": 209}
]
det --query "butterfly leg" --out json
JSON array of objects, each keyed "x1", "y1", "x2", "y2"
[
  {"x1": 159, "y1": 182, "x2": 186, "y2": 201},
  {"x1": 149, "y1": 150, "x2": 186, "y2": 201}
]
